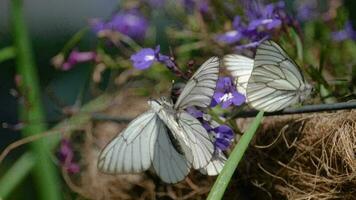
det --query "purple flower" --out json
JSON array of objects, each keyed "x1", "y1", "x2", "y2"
[
  {"x1": 213, "y1": 125, "x2": 234, "y2": 151},
  {"x1": 130, "y1": 47, "x2": 158, "y2": 70},
  {"x1": 90, "y1": 9, "x2": 148, "y2": 40},
  {"x1": 215, "y1": 1, "x2": 287, "y2": 49},
  {"x1": 57, "y1": 139, "x2": 80, "y2": 174},
  {"x1": 186, "y1": 106, "x2": 234, "y2": 151},
  {"x1": 294, "y1": 0, "x2": 319, "y2": 22},
  {"x1": 211, "y1": 77, "x2": 245, "y2": 108},
  {"x1": 331, "y1": 21, "x2": 356, "y2": 42},
  {"x1": 130, "y1": 45, "x2": 179, "y2": 71},
  {"x1": 61, "y1": 50, "x2": 96, "y2": 71}
]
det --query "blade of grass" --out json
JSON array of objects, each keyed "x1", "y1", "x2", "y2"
[
  {"x1": 207, "y1": 111, "x2": 264, "y2": 200},
  {"x1": 0, "y1": 46, "x2": 16, "y2": 63},
  {"x1": 11, "y1": 0, "x2": 61, "y2": 199},
  {"x1": 0, "y1": 152, "x2": 35, "y2": 199}
]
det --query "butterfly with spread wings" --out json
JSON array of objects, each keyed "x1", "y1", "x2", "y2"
[
  {"x1": 224, "y1": 40, "x2": 312, "y2": 112},
  {"x1": 98, "y1": 57, "x2": 224, "y2": 183}
]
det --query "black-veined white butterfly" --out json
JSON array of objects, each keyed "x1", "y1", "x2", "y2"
[
  {"x1": 98, "y1": 57, "x2": 225, "y2": 183},
  {"x1": 224, "y1": 40, "x2": 312, "y2": 112}
]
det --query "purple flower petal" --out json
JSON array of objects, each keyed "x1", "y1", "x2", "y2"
[
  {"x1": 212, "y1": 76, "x2": 246, "y2": 108},
  {"x1": 130, "y1": 48, "x2": 157, "y2": 70},
  {"x1": 186, "y1": 107, "x2": 204, "y2": 118},
  {"x1": 331, "y1": 21, "x2": 356, "y2": 42},
  {"x1": 231, "y1": 91, "x2": 246, "y2": 106},
  {"x1": 216, "y1": 30, "x2": 243, "y2": 44}
]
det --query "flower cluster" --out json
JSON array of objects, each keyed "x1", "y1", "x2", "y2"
[
  {"x1": 186, "y1": 107, "x2": 234, "y2": 151},
  {"x1": 211, "y1": 77, "x2": 245, "y2": 108},
  {"x1": 57, "y1": 139, "x2": 80, "y2": 174},
  {"x1": 216, "y1": 1, "x2": 288, "y2": 49},
  {"x1": 90, "y1": 9, "x2": 148, "y2": 40}
]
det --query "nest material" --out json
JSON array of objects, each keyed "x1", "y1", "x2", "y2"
[
  {"x1": 238, "y1": 111, "x2": 356, "y2": 200},
  {"x1": 63, "y1": 91, "x2": 356, "y2": 200},
  {"x1": 273, "y1": 111, "x2": 356, "y2": 200}
]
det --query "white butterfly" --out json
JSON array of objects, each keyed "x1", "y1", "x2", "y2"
[
  {"x1": 224, "y1": 40, "x2": 312, "y2": 112},
  {"x1": 98, "y1": 57, "x2": 222, "y2": 183}
]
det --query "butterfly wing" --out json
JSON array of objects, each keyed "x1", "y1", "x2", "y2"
[
  {"x1": 98, "y1": 111, "x2": 158, "y2": 173},
  {"x1": 152, "y1": 118, "x2": 191, "y2": 183},
  {"x1": 247, "y1": 40, "x2": 307, "y2": 112},
  {"x1": 224, "y1": 54, "x2": 254, "y2": 96},
  {"x1": 174, "y1": 57, "x2": 220, "y2": 110},
  {"x1": 199, "y1": 151, "x2": 227, "y2": 176},
  {"x1": 176, "y1": 111, "x2": 215, "y2": 169}
]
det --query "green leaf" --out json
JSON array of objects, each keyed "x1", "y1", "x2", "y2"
[{"x1": 207, "y1": 111, "x2": 264, "y2": 200}]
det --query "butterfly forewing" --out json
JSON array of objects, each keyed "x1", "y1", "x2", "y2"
[
  {"x1": 174, "y1": 56, "x2": 220, "y2": 110},
  {"x1": 246, "y1": 40, "x2": 309, "y2": 112},
  {"x1": 98, "y1": 111, "x2": 158, "y2": 173}
]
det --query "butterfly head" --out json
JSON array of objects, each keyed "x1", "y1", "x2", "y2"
[{"x1": 299, "y1": 83, "x2": 313, "y2": 102}]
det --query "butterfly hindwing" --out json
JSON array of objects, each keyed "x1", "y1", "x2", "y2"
[
  {"x1": 224, "y1": 54, "x2": 254, "y2": 96},
  {"x1": 199, "y1": 151, "x2": 227, "y2": 176},
  {"x1": 176, "y1": 111, "x2": 215, "y2": 169},
  {"x1": 152, "y1": 119, "x2": 191, "y2": 183}
]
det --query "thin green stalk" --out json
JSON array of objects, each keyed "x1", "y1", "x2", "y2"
[
  {"x1": 0, "y1": 46, "x2": 16, "y2": 63},
  {"x1": 0, "y1": 152, "x2": 35, "y2": 199},
  {"x1": 207, "y1": 111, "x2": 264, "y2": 200},
  {"x1": 61, "y1": 28, "x2": 88, "y2": 55},
  {"x1": 11, "y1": 0, "x2": 61, "y2": 199}
]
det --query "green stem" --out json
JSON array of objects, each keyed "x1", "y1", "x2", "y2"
[
  {"x1": 11, "y1": 0, "x2": 61, "y2": 199},
  {"x1": 207, "y1": 111, "x2": 264, "y2": 200},
  {"x1": 0, "y1": 46, "x2": 16, "y2": 63},
  {"x1": 0, "y1": 152, "x2": 35, "y2": 199},
  {"x1": 61, "y1": 28, "x2": 89, "y2": 55}
]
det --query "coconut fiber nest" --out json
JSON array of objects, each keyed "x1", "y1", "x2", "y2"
[{"x1": 62, "y1": 92, "x2": 356, "y2": 199}]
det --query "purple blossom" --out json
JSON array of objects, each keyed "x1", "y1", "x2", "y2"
[
  {"x1": 294, "y1": 0, "x2": 319, "y2": 22},
  {"x1": 130, "y1": 47, "x2": 158, "y2": 70},
  {"x1": 331, "y1": 22, "x2": 356, "y2": 42},
  {"x1": 57, "y1": 139, "x2": 80, "y2": 174},
  {"x1": 61, "y1": 50, "x2": 96, "y2": 71},
  {"x1": 215, "y1": 1, "x2": 287, "y2": 49},
  {"x1": 90, "y1": 9, "x2": 148, "y2": 40},
  {"x1": 211, "y1": 77, "x2": 245, "y2": 108},
  {"x1": 130, "y1": 45, "x2": 179, "y2": 71},
  {"x1": 186, "y1": 106, "x2": 234, "y2": 151},
  {"x1": 213, "y1": 125, "x2": 234, "y2": 151}
]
